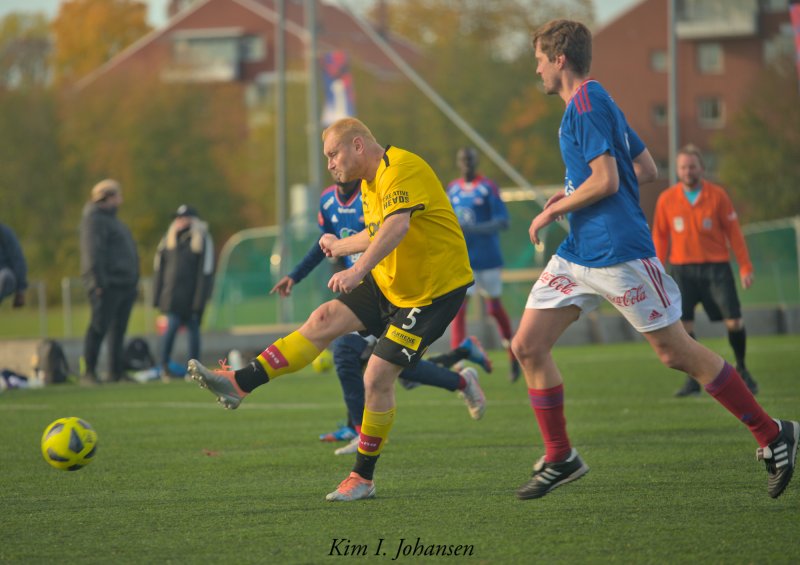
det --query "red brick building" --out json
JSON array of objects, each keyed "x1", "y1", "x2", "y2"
[
  {"x1": 77, "y1": 0, "x2": 418, "y2": 109},
  {"x1": 591, "y1": 0, "x2": 793, "y2": 218}
]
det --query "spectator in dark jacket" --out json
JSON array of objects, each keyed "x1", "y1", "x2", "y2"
[
  {"x1": 0, "y1": 223, "x2": 27, "y2": 308},
  {"x1": 79, "y1": 179, "x2": 140, "y2": 384},
  {"x1": 153, "y1": 204, "x2": 214, "y2": 379}
]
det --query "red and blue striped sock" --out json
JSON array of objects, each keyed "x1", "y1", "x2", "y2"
[
  {"x1": 704, "y1": 362, "x2": 778, "y2": 446},
  {"x1": 529, "y1": 384, "x2": 571, "y2": 462}
]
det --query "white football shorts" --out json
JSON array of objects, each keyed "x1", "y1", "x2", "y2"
[
  {"x1": 525, "y1": 255, "x2": 682, "y2": 333},
  {"x1": 466, "y1": 267, "x2": 503, "y2": 298}
]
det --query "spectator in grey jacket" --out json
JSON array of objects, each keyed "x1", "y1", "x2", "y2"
[
  {"x1": 79, "y1": 179, "x2": 139, "y2": 384},
  {"x1": 153, "y1": 204, "x2": 214, "y2": 379},
  {"x1": 0, "y1": 223, "x2": 27, "y2": 308}
]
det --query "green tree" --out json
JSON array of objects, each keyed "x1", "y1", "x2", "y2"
[
  {"x1": 0, "y1": 12, "x2": 51, "y2": 89},
  {"x1": 354, "y1": 0, "x2": 593, "y2": 186},
  {"x1": 58, "y1": 76, "x2": 247, "y2": 280},
  {"x1": 0, "y1": 13, "x2": 68, "y2": 296},
  {"x1": 50, "y1": 0, "x2": 151, "y2": 85},
  {"x1": 382, "y1": 0, "x2": 594, "y2": 61},
  {"x1": 714, "y1": 56, "x2": 800, "y2": 221}
]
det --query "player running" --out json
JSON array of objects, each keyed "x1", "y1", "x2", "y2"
[
  {"x1": 446, "y1": 147, "x2": 519, "y2": 382},
  {"x1": 511, "y1": 19, "x2": 797, "y2": 501}
]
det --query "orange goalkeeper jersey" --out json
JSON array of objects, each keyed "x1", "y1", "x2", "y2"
[{"x1": 652, "y1": 180, "x2": 753, "y2": 276}]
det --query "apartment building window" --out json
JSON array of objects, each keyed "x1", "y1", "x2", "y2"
[
  {"x1": 697, "y1": 42, "x2": 723, "y2": 74},
  {"x1": 650, "y1": 49, "x2": 667, "y2": 73},
  {"x1": 762, "y1": 0, "x2": 789, "y2": 13},
  {"x1": 242, "y1": 35, "x2": 265, "y2": 62},
  {"x1": 174, "y1": 36, "x2": 237, "y2": 66},
  {"x1": 697, "y1": 97, "x2": 725, "y2": 128},
  {"x1": 651, "y1": 103, "x2": 668, "y2": 126}
]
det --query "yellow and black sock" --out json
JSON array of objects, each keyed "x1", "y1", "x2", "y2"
[
  {"x1": 234, "y1": 331, "x2": 320, "y2": 392},
  {"x1": 353, "y1": 407, "x2": 395, "y2": 480},
  {"x1": 234, "y1": 361, "x2": 268, "y2": 393}
]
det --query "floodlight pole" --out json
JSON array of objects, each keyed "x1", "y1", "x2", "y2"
[
  {"x1": 275, "y1": 0, "x2": 291, "y2": 323},
  {"x1": 668, "y1": 0, "x2": 679, "y2": 185},
  {"x1": 305, "y1": 0, "x2": 322, "y2": 196}
]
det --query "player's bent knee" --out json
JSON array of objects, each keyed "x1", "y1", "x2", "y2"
[
  {"x1": 653, "y1": 346, "x2": 683, "y2": 371},
  {"x1": 302, "y1": 301, "x2": 357, "y2": 340},
  {"x1": 511, "y1": 335, "x2": 545, "y2": 364},
  {"x1": 725, "y1": 319, "x2": 744, "y2": 331}
]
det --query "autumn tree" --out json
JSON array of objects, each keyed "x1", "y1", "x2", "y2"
[
  {"x1": 0, "y1": 88, "x2": 67, "y2": 292},
  {"x1": 59, "y1": 76, "x2": 247, "y2": 277},
  {"x1": 50, "y1": 0, "x2": 151, "y2": 85},
  {"x1": 0, "y1": 12, "x2": 51, "y2": 89},
  {"x1": 356, "y1": 0, "x2": 594, "y2": 185},
  {"x1": 714, "y1": 55, "x2": 800, "y2": 222},
  {"x1": 381, "y1": 0, "x2": 594, "y2": 63}
]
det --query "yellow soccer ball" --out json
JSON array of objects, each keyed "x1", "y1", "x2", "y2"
[
  {"x1": 312, "y1": 349, "x2": 334, "y2": 373},
  {"x1": 41, "y1": 417, "x2": 98, "y2": 471}
]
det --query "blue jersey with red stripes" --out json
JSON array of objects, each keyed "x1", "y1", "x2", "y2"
[
  {"x1": 446, "y1": 175, "x2": 508, "y2": 270},
  {"x1": 557, "y1": 79, "x2": 655, "y2": 267},
  {"x1": 317, "y1": 183, "x2": 364, "y2": 269},
  {"x1": 287, "y1": 183, "x2": 364, "y2": 284}
]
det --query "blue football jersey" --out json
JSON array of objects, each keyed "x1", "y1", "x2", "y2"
[
  {"x1": 318, "y1": 183, "x2": 365, "y2": 269},
  {"x1": 557, "y1": 80, "x2": 655, "y2": 267},
  {"x1": 447, "y1": 175, "x2": 508, "y2": 270}
]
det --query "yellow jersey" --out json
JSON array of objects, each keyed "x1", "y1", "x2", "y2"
[{"x1": 362, "y1": 146, "x2": 473, "y2": 307}]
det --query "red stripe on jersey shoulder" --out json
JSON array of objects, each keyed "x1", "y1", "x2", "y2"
[{"x1": 573, "y1": 79, "x2": 597, "y2": 115}]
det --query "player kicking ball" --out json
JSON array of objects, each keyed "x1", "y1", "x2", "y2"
[{"x1": 189, "y1": 117, "x2": 475, "y2": 502}]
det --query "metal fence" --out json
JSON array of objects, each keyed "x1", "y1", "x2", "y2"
[
  {"x1": 0, "y1": 277, "x2": 157, "y2": 340},
  {"x1": 7, "y1": 213, "x2": 797, "y2": 340}
]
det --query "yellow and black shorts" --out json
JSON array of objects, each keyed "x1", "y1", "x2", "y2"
[{"x1": 336, "y1": 272, "x2": 471, "y2": 367}]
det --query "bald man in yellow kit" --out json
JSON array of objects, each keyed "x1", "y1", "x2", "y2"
[{"x1": 189, "y1": 117, "x2": 473, "y2": 502}]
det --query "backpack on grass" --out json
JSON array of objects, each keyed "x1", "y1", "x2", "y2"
[
  {"x1": 123, "y1": 337, "x2": 155, "y2": 371},
  {"x1": 34, "y1": 339, "x2": 69, "y2": 384}
]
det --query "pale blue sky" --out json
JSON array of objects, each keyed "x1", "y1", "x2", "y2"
[
  {"x1": 0, "y1": 0, "x2": 640, "y2": 27},
  {"x1": 0, "y1": 0, "x2": 169, "y2": 24}
]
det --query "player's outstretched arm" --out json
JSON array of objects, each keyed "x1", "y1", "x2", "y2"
[
  {"x1": 273, "y1": 239, "x2": 327, "y2": 296},
  {"x1": 270, "y1": 275, "x2": 296, "y2": 297}
]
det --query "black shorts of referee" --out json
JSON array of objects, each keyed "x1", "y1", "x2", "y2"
[{"x1": 669, "y1": 262, "x2": 741, "y2": 322}]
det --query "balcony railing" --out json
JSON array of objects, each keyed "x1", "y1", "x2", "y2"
[{"x1": 676, "y1": 0, "x2": 758, "y2": 39}]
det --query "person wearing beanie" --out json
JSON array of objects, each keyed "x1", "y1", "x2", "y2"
[
  {"x1": 79, "y1": 179, "x2": 139, "y2": 384},
  {"x1": 152, "y1": 204, "x2": 215, "y2": 380}
]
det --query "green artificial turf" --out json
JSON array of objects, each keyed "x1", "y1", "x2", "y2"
[{"x1": 1, "y1": 336, "x2": 798, "y2": 564}]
